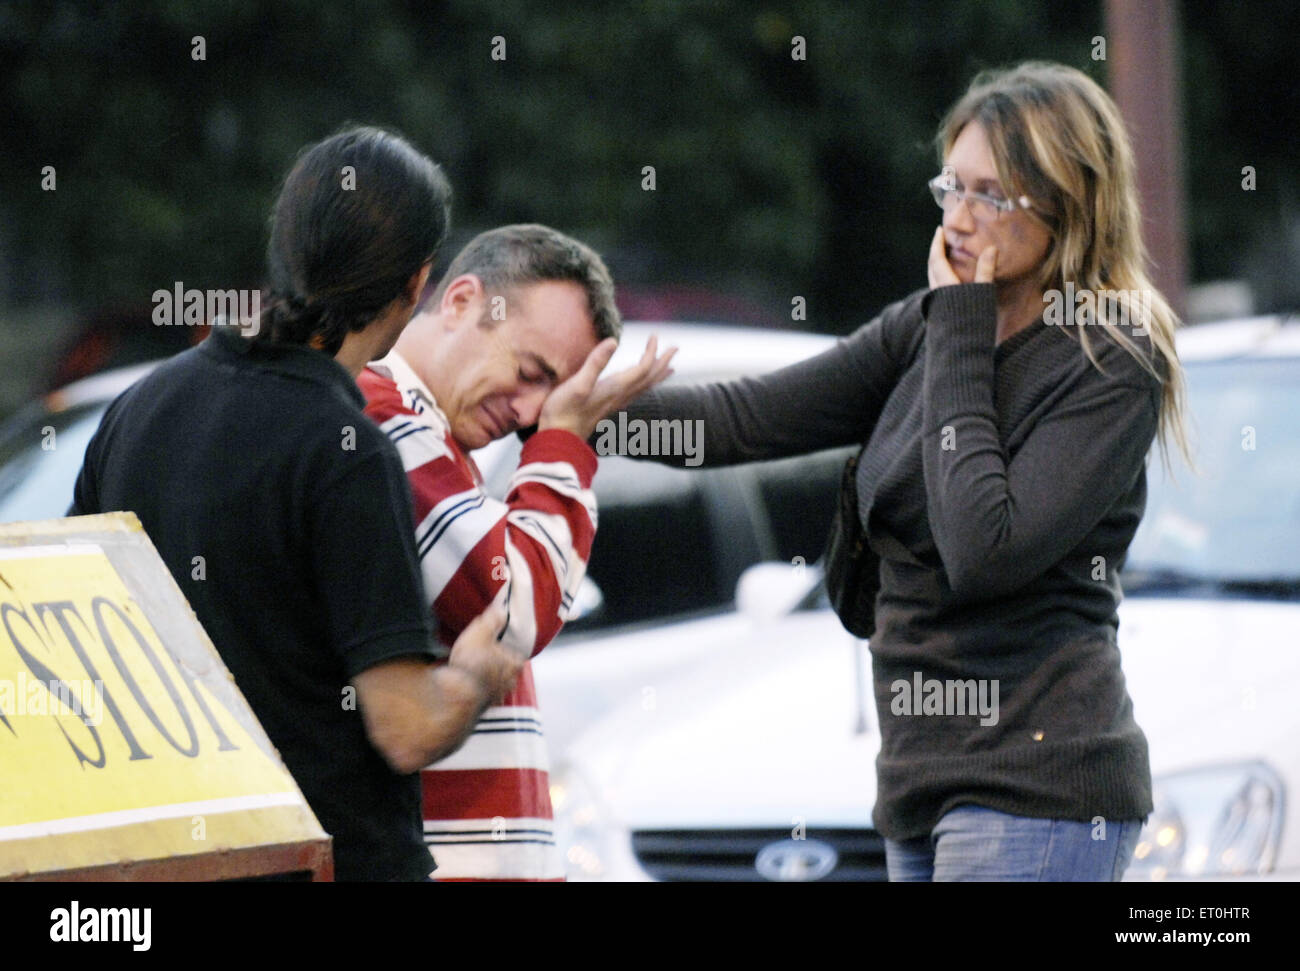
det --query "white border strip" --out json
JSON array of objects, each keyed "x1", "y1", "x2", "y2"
[
  {"x1": 0, "y1": 543, "x2": 104, "y2": 561},
  {"x1": 0, "y1": 791, "x2": 303, "y2": 842}
]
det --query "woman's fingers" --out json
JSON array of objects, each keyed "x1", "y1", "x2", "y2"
[
  {"x1": 633, "y1": 344, "x2": 677, "y2": 393},
  {"x1": 597, "y1": 341, "x2": 676, "y2": 409},
  {"x1": 928, "y1": 226, "x2": 959, "y2": 289},
  {"x1": 930, "y1": 228, "x2": 998, "y2": 288}
]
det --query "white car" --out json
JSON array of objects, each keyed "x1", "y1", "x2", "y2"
[
  {"x1": 0, "y1": 320, "x2": 850, "y2": 862},
  {"x1": 534, "y1": 314, "x2": 1300, "y2": 882},
  {"x1": 6, "y1": 317, "x2": 1295, "y2": 882}
]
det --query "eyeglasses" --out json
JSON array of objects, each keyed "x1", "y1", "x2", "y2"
[{"x1": 928, "y1": 166, "x2": 1032, "y2": 222}]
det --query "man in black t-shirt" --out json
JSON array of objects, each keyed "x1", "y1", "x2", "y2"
[
  {"x1": 69, "y1": 317, "x2": 524, "y2": 880},
  {"x1": 68, "y1": 127, "x2": 524, "y2": 880}
]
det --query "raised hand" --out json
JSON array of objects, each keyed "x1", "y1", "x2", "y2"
[
  {"x1": 447, "y1": 604, "x2": 523, "y2": 704},
  {"x1": 539, "y1": 335, "x2": 677, "y2": 440},
  {"x1": 929, "y1": 226, "x2": 998, "y2": 289}
]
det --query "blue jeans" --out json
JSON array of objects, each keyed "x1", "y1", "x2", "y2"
[{"x1": 884, "y1": 805, "x2": 1145, "y2": 881}]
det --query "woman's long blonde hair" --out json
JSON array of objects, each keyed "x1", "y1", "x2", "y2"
[{"x1": 938, "y1": 61, "x2": 1191, "y2": 470}]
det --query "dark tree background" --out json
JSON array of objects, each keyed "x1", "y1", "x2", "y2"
[{"x1": 1, "y1": 0, "x2": 1296, "y2": 413}]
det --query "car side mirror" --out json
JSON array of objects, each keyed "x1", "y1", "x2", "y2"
[
  {"x1": 564, "y1": 574, "x2": 606, "y2": 625},
  {"x1": 735, "y1": 561, "x2": 818, "y2": 621}
]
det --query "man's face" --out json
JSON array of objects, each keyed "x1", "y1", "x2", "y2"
[{"x1": 436, "y1": 280, "x2": 597, "y2": 450}]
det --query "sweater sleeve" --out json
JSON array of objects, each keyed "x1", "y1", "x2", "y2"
[
  {"x1": 617, "y1": 291, "x2": 926, "y2": 467},
  {"x1": 920, "y1": 283, "x2": 1160, "y2": 600},
  {"x1": 428, "y1": 429, "x2": 597, "y2": 660},
  {"x1": 362, "y1": 373, "x2": 597, "y2": 660}
]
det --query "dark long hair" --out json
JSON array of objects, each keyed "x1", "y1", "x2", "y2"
[{"x1": 255, "y1": 126, "x2": 451, "y2": 355}]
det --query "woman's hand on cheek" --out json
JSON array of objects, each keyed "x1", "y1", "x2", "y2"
[
  {"x1": 929, "y1": 227, "x2": 1000, "y2": 290},
  {"x1": 928, "y1": 227, "x2": 961, "y2": 290}
]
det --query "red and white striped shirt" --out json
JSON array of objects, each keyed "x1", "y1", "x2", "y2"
[{"x1": 359, "y1": 350, "x2": 597, "y2": 881}]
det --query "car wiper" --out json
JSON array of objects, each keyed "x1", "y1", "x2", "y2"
[
  {"x1": 1123, "y1": 567, "x2": 1300, "y2": 598},
  {"x1": 1216, "y1": 577, "x2": 1300, "y2": 597},
  {"x1": 1121, "y1": 567, "x2": 1216, "y2": 591}
]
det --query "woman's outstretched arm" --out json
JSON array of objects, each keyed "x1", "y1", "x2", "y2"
[{"x1": 616, "y1": 289, "x2": 927, "y2": 467}]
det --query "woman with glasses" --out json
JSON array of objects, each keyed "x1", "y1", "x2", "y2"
[{"x1": 616, "y1": 61, "x2": 1190, "y2": 881}]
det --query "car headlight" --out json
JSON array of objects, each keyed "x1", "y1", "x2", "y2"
[
  {"x1": 1127, "y1": 761, "x2": 1284, "y2": 879},
  {"x1": 549, "y1": 764, "x2": 622, "y2": 881}
]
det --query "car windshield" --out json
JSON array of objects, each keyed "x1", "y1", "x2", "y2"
[
  {"x1": 0, "y1": 402, "x2": 108, "y2": 523},
  {"x1": 12, "y1": 356, "x2": 1290, "y2": 611},
  {"x1": 1124, "y1": 357, "x2": 1300, "y2": 594}
]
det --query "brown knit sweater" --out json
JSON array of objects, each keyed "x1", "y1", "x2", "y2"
[{"x1": 621, "y1": 282, "x2": 1160, "y2": 838}]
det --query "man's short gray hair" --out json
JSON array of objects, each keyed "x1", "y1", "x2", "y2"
[{"x1": 431, "y1": 223, "x2": 621, "y2": 341}]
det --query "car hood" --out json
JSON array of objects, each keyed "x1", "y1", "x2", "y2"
[
  {"x1": 555, "y1": 610, "x2": 877, "y2": 829},
  {"x1": 1115, "y1": 596, "x2": 1300, "y2": 775},
  {"x1": 551, "y1": 595, "x2": 1300, "y2": 836}
]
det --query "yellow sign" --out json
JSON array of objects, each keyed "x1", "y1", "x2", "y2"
[{"x1": 0, "y1": 514, "x2": 326, "y2": 879}]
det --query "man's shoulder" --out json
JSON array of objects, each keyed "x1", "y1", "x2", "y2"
[
  {"x1": 111, "y1": 343, "x2": 207, "y2": 397},
  {"x1": 85, "y1": 346, "x2": 225, "y2": 447},
  {"x1": 358, "y1": 363, "x2": 397, "y2": 396},
  {"x1": 358, "y1": 365, "x2": 406, "y2": 414},
  {"x1": 226, "y1": 359, "x2": 396, "y2": 466}
]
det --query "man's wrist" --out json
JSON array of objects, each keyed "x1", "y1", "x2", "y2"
[
  {"x1": 442, "y1": 660, "x2": 492, "y2": 712},
  {"x1": 521, "y1": 426, "x2": 599, "y2": 485},
  {"x1": 537, "y1": 417, "x2": 587, "y2": 439}
]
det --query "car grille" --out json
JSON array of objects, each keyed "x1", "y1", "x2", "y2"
[{"x1": 631, "y1": 828, "x2": 887, "y2": 881}]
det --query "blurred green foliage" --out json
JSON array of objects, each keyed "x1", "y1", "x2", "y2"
[{"x1": 1, "y1": 0, "x2": 1296, "y2": 336}]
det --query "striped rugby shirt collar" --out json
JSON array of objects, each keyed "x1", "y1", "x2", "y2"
[
  {"x1": 369, "y1": 348, "x2": 445, "y2": 424},
  {"x1": 369, "y1": 349, "x2": 481, "y2": 485}
]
